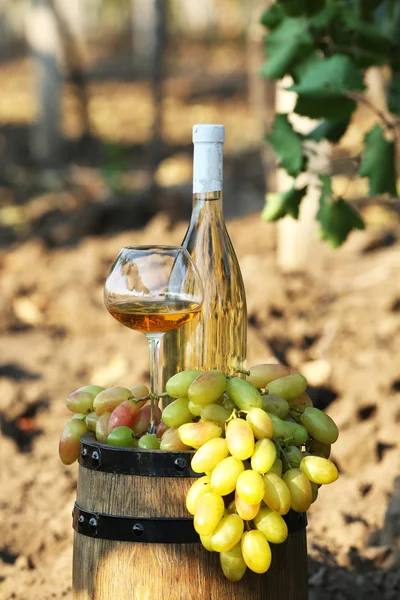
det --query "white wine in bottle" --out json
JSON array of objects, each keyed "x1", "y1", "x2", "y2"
[{"x1": 162, "y1": 124, "x2": 247, "y2": 384}]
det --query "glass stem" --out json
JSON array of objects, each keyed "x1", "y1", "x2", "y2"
[{"x1": 146, "y1": 334, "x2": 163, "y2": 433}]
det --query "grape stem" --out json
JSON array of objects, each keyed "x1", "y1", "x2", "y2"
[
  {"x1": 276, "y1": 441, "x2": 295, "y2": 470},
  {"x1": 225, "y1": 410, "x2": 238, "y2": 423},
  {"x1": 235, "y1": 369, "x2": 250, "y2": 377},
  {"x1": 281, "y1": 436, "x2": 295, "y2": 445},
  {"x1": 224, "y1": 410, "x2": 238, "y2": 436},
  {"x1": 133, "y1": 395, "x2": 150, "y2": 403},
  {"x1": 289, "y1": 409, "x2": 302, "y2": 422}
]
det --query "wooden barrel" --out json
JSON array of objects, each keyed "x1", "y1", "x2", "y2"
[{"x1": 73, "y1": 433, "x2": 308, "y2": 600}]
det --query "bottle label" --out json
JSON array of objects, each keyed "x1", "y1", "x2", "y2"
[{"x1": 193, "y1": 142, "x2": 223, "y2": 193}]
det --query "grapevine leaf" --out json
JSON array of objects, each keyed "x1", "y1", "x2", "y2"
[
  {"x1": 388, "y1": 73, "x2": 400, "y2": 116},
  {"x1": 281, "y1": 0, "x2": 324, "y2": 17},
  {"x1": 262, "y1": 17, "x2": 314, "y2": 80},
  {"x1": 341, "y1": 0, "x2": 362, "y2": 19},
  {"x1": 343, "y1": 0, "x2": 385, "y2": 20},
  {"x1": 317, "y1": 178, "x2": 365, "y2": 248},
  {"x1": 261, "y1": 186, "x2": 308, "y2": 222},
  {"x1": 319, "y1": 174, "x2": 332, "y2": 199},
  {"x1": 262, "y1": 43, "x2": 307, "y2": 80},
  {"x1": 323, "y1": 4, "x2": 393, "y2": 66},
  {"x1": 261, "y1": 4, "x2": 285, "y2": 30},
  {"x1": 288, "y1": 54, "x2": 365, "y2": 97},
  {"x1": 359, "y1": 124, "x2": 397, "y2": 196},
  {"x1": 374, "y1": 0, "x2": 400, "y2": 48},
  {"x1": 266, "y1": 114, "x2": 305, "y2": 177},
  {"x1": 307, "y1": 118, "x2": 352, "y2": 143},
  {"x1": 343, "y1": 15, "x2": 391, "y2": 54},
  {"x1": 295, "y1": 95, "x2": 357, "y2": 120},
  {"x1": 292, "y1": 51, "x2": 321, "y2": 81},
  {"x1": 361, "y1": 0, "x2": 385, "y2": 15},
  {"x1": 338, "y1": 13, "x2": 392, "y2": 66},
  {"x1": 309, "y1": 4, "x2": 341, "y2": 31}
]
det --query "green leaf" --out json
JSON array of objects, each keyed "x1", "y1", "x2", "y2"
[
  {"x1": 266, "y1": 114, "x2": 305, "y2": 177},
  {"x1": 294, "y1": 95, "x2": 357, "y2": 120},
  {"x1": 309, "y1": 4, "x2": 341, "y2": 30},
  {"x1": 319, "y1": 175, "x2": 332, "y2": 198},
  {"x1": 307, "y1": 118, "x2": 352, "y2": 143},
  {"x1": 343, "y1": 0, "x2": 385, "y2": 20},
  {"x1": 281, "y1": 0, "x2": 324, "y2": 16},
  {"x1": 359, "y1": 124, "x2": 397, "y2": 196},
  {"x1": 342, "y1": 14, "x2": 392, "y2": 65},
  {"x1": 341, "y1": 0, "x2": 363, "y2": 20},
  {"x1": 317, "y1": 179, "x2": 365, "y2": 248},
  {"x1": 262, "y1": 17, "x2": 315, "y2": 80},
  {"x1": 262, "y1": 43, "x2": 307, "y2": 80},
  {"x1": 318, "y1": 199, "x2": 365, "y2": 248},
  {"x1": 361, "y1": 0, "x2": 385, "y2": 15},
  {"x1": 289, "y1": 54, "x2": 365, "y2": 97},
  {"x1": 388, "y1": 73, "x2": 400, "y2": 116},
  {"x1": 261, "y1": 4, "x2": 285, "y2": 30},
  {"x1": 261, "y1": 186, "x2": 308, "y2": 222},
  {"x1": 344, "y1": 15, "x2": 391, "y2": 49},
  {"x1": 374, "y1": 0, "x2": 400, "y2": 48},
  {"x1": 291, "y1": 51, "x2": 320, "y2": 81}
]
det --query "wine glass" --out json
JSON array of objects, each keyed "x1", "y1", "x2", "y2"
[{"x1": 104, "y1": 246, "x2": 203, "y2": 432}]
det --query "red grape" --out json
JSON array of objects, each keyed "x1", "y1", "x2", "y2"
[{"x1": 59, "y1": 419, "x2": 88, "y2": 465}]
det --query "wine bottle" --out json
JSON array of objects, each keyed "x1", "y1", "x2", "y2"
[{"x1": 162, "y1": 124, "x2": 247, "y2": 383}]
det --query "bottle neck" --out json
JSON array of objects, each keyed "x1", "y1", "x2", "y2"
[{"x1": 191, "y1": 191, "x2": 223, "y2": 219}]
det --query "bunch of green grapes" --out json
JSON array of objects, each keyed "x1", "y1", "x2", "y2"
[
  {"x1": 167, "y1": 365, "x2": 339, "y2": 582},
  {"x1": 58, "y1": 382, "x2": 170, "y2": 464},
  {"x1": 58, "y1": 363, "x2": 340, "y2": 584}
]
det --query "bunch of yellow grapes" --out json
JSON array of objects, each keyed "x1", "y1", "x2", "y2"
[{"x1": 165, "y1": 365, "x2": 339, "y2": 582}]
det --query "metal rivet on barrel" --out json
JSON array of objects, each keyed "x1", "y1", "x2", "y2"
[
  {"x1": 81, "y1": 447, "x2": 88, "y2": 460},
  {"x1": 78, "y1": 515, "x2": 85, "y2": 524},
  {"x1": 174, "y1": 457, "x2": 187, "y2": 471},
  {"x1": 91, "y1": 450, "x2": 101, "y2": 467},
  {"x1": 132, "y1": 523, "x2": 145, "y2": 537}
]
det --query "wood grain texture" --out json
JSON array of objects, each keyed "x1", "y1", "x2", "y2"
[
  {"x1": 76, "y1": 465, "x2": 190, "y2": 517},
  {"x1": 73, "y1": 461, "x2": 308, "y2": 600}
]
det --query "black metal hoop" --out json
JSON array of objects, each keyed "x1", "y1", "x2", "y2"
[
  {"x1": 79, "y1": 433, "x2": 197, "y2": 477},
  {"x1": 72, "y1": 503, "x2": 307, "y2": 543},
  {"x1": 73, "y1": 503, "x2": 200, "y2": 543}
]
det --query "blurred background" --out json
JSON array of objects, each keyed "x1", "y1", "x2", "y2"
[{"x1": 0, "y1": 1, "x2": 399, "y2": 599}]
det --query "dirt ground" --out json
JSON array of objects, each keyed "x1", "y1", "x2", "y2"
[{"x1": 0, "y1": 204, "x2": 400, "y2": 600}]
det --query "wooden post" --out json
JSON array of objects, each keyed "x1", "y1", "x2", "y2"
[
  {"x1": 275, "y1": 78, "x2": 326, "y2": 273},
  {"x1": 50, "y1": 0, "x2": 91, "y2": 149},
  {"x1": 149, "y1": 0, "x2": 165, "y2": 169},
  {"x1": 27, "y1": 0, "x2": 63, "y2": 168},
  {"x1": 131, "y1": 0, "x2": 158, "y2": 71},
  {"x1": 131, "y1": 0, "x2": 166, "y2": 183},
  {"x1": 0, "y1": 0, "x2": 11, "y2": 58},
  {"x1": 245, "y1": 1, "x2": 276, "y2": 189}
]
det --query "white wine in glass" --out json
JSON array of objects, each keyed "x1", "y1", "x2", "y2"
[{"x1": 104, "y1": 246, "x2": 203, "y2": 431}]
